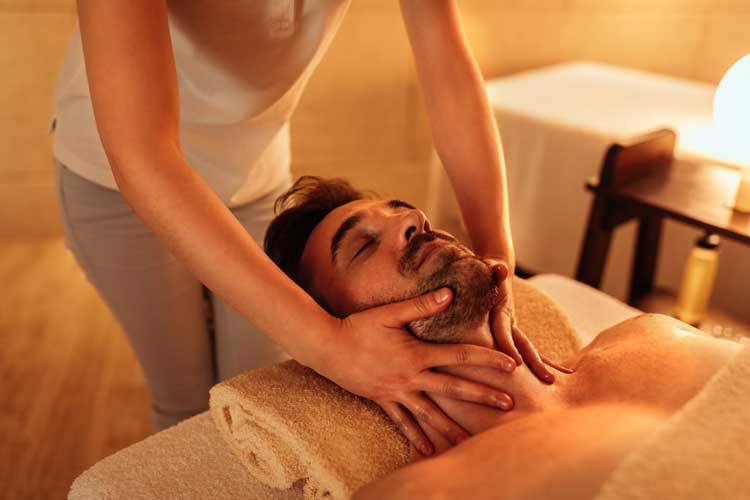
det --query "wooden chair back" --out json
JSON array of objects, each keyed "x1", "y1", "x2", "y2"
[{"x1": 599, "y1": 129, "x2": 677, "y2": 189}]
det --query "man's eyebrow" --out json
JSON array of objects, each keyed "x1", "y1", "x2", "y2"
[
  {"x1": 387, "y1": 199, "x2": 416, "y2": 210},
  {"x1": 331, "y1": 213, "x2": 362, "y2": 264},
  {"x1": 330, "y1": 200, "x2": 414, "y2": 264}
]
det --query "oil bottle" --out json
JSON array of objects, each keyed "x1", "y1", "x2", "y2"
[{"x1": 674, "y1": 232, "x2": 720, "y2": 326}]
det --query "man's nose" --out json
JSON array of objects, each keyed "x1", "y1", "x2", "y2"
[{"x1": 399, "y1": 209, "x2": 430, "y2": 248}]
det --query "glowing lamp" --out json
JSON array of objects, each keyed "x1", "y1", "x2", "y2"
[{"x1": 713, "y1": 55, "x2": 750, "y2": 213}]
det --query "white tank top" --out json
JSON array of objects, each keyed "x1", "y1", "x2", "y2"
[{"x1": 50, "y1": 0, "x2": 350, "y2": 206}]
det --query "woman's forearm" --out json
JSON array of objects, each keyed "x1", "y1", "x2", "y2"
[
  {"x1": 400, "y1": 0, "x2": 514, "y2": 268},
  {"x1": 429, "y1": 69, "x2": 515, "y2": 267},
  {"x1": 113, "y1": 145, "x2": 336, "y2": 364}
]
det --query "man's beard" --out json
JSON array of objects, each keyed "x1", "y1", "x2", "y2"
[{"x1": 397, "y1": 232, "x2": 499, "y2": 344}]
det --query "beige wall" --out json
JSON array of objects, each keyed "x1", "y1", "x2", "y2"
[
  {"x1": 2, "y1": 0, "x2": 750, "y2": 237},
  {"x1": 1, "y1": 2, "x2": 76, "y2": 237}
]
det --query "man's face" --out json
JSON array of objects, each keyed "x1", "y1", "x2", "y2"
[{"x1": 299, "y1": 199, "x2": 499, "y2": 342}]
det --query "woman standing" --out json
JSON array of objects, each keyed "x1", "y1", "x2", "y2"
[{"x1": 51, "y1": 0, "x2": 553, "y2": 456}]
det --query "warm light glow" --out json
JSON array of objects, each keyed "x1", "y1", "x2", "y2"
[
  {"x1": 713, "y1": 55, "x2": 750, "y2": 165},
  {"x1": 713, "y1": 55, "x2": 750, "y2": 213}
]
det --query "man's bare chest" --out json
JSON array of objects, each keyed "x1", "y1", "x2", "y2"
[{"x1": 567, "y1": 314, "x2": 740, "y2": 411}]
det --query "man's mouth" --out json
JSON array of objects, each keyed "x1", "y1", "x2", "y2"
[
  {"x1": 399, "y1": 231, "x2": 463, "y2": 276},
  {"x1": 416, "y1": 240, "x2": 454, "y2": 271}
]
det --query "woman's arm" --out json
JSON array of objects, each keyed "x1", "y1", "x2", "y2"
[
  {"x1": 399, "y1": 0, "x2": 513, "y2": 268},
  {"x1": 77, "y1": 0, "x2": 519, "y2": 454},
  {"x1": 400, "y1": 1, "x2": 555, "y2": 382}
]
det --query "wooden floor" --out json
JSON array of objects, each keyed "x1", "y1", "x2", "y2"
[
  {"x1": 1, "y1": 238, "x2": 152, "y2": 500},
  {"x1": 2, "y1": 238, "x2": 747, "y2": 500}
]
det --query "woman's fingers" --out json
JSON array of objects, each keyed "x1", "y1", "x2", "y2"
[
  {"x1": 513, "y1": 326, "x2": 555, "y2": 384},
  {"x1": 492, "y1": 308, "x2": 523, "y2": 365},
  {"x1": 418, "y1": 343, "x2": 516, "y2": 372},
  {"x1": 373, "y1": 288, "x2": 453, "y2": 327},
  {"x1": 378, "y1": 400, "x2": 434, "y2": 457},
  {"x1": 402, "y1": 393, "x2": 470, "y2": 446},
  {"x1": 490, "y1": 265, "x2": 523, "y2": 365},
  {"x1": 491, "y1": 261, "x2": 509, "y2": 282},
  {"x1": 413, "y1": 371, "x2": 514, "y2": 410},
  {"x1": 540, "y1": 354, "x2": 575, "y2": 374}
]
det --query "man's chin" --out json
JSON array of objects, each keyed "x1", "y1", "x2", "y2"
[{"x1": 408, "y1": 256, "x2": 498, "y2": 344}]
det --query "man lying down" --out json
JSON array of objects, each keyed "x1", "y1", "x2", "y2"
[{"x1": 263, "y1": 176, "x2": 744, "y2": 500}]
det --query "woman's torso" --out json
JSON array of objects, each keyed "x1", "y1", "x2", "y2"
[{"x1": 51, "y1": 0, "x2": 350, "y2": 206}]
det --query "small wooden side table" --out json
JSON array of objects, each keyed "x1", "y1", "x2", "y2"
[{"x1": 576, "y1": 129, "x2": 750, "y2": 305}]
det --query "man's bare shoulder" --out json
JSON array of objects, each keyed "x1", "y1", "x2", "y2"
[
  {"x1": 566, "y1": 313, "x2": 742, "y2": 410},
  {"x1": 354, "y1": 403, "x2": 668, "y2": 500},
  {"x1": 583, "y1": 313, "x2": 703, "y2": 350}
]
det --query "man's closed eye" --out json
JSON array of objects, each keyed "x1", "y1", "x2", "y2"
[{"x1": 353, "y1": 237, "x2": 377, "y2": 261}]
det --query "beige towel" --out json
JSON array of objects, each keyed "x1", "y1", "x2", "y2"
[
  {"x1": 210, "y1": 278, "x2": 582, "y2": 500},
  {"x1": 512, "y1": 277, "x2": 582, "y2": 363},
  {"x1": 595, "y1": 344, "x2": 750, "y2": 500}
]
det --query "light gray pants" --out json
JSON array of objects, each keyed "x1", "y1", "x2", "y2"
[{"x1": 54, "y1": 158, "x2": 290, "y2": 430}]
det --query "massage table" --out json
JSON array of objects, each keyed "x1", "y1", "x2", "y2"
[
  {"x1": 69, "y1": 275, "x2": 750, "y2": 500},
  {"x1": 69, "y1": 274, "x2": 642, "y2": 500}
]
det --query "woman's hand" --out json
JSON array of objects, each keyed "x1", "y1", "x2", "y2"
[
  {"x1": 314, "y1": 287, "x2": 518, "y2": 457},
  {"x1": 487, "y1": 262, "x2": 573, "y2": 384}
]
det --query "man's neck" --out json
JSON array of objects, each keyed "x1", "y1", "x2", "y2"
[
  {"x1": 424, "y1": 319, "x2": 571, "y2": 455},
  {"x1": 458, "y1": 322, "x2": 495, "y2": 350}
]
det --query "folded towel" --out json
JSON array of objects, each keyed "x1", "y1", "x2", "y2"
[
  {"x1": 211, "y1": 361, "x2": 405, "y2": 500},
  {"x1": 595, "y1": 344, "x2": 750, "y2": 500},
  {"x1": 210, "y1": 277, "x2": 582, "y2": 500},
  {"x1": 512, "y1": 277, "x2": 582, "y2": 363}
]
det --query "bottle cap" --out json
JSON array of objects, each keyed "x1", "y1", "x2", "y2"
[{"x1": 696, "y1": 232, "x2": 720, "y2": 249}]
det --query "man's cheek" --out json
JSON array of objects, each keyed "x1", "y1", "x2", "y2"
[
  {"x1": 347, "y1": 257, "x2": 419, "y2": 308},
  {"x1": 349, "y1": 279, "x2": 408, "y2": 310}
]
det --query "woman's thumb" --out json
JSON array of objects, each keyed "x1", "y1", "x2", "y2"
[
  {"x1": 492, "y1": 262, "x2": 510, "y2": 283},
  {"x1": 379, "y1": 288, "x2": 453, "y2": 326}
]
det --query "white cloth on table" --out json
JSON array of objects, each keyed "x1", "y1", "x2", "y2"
[{"x1": 427, "y1": 61, "x2": 750, "y2": 320}]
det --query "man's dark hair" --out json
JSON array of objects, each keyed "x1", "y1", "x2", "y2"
[{"x1": 264, "y1": 176, "x2": 372, "y2": 288}]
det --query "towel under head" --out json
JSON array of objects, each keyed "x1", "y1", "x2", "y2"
[{"x1": 211, "y1": 360, "x2": 408, "y2": 500}]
